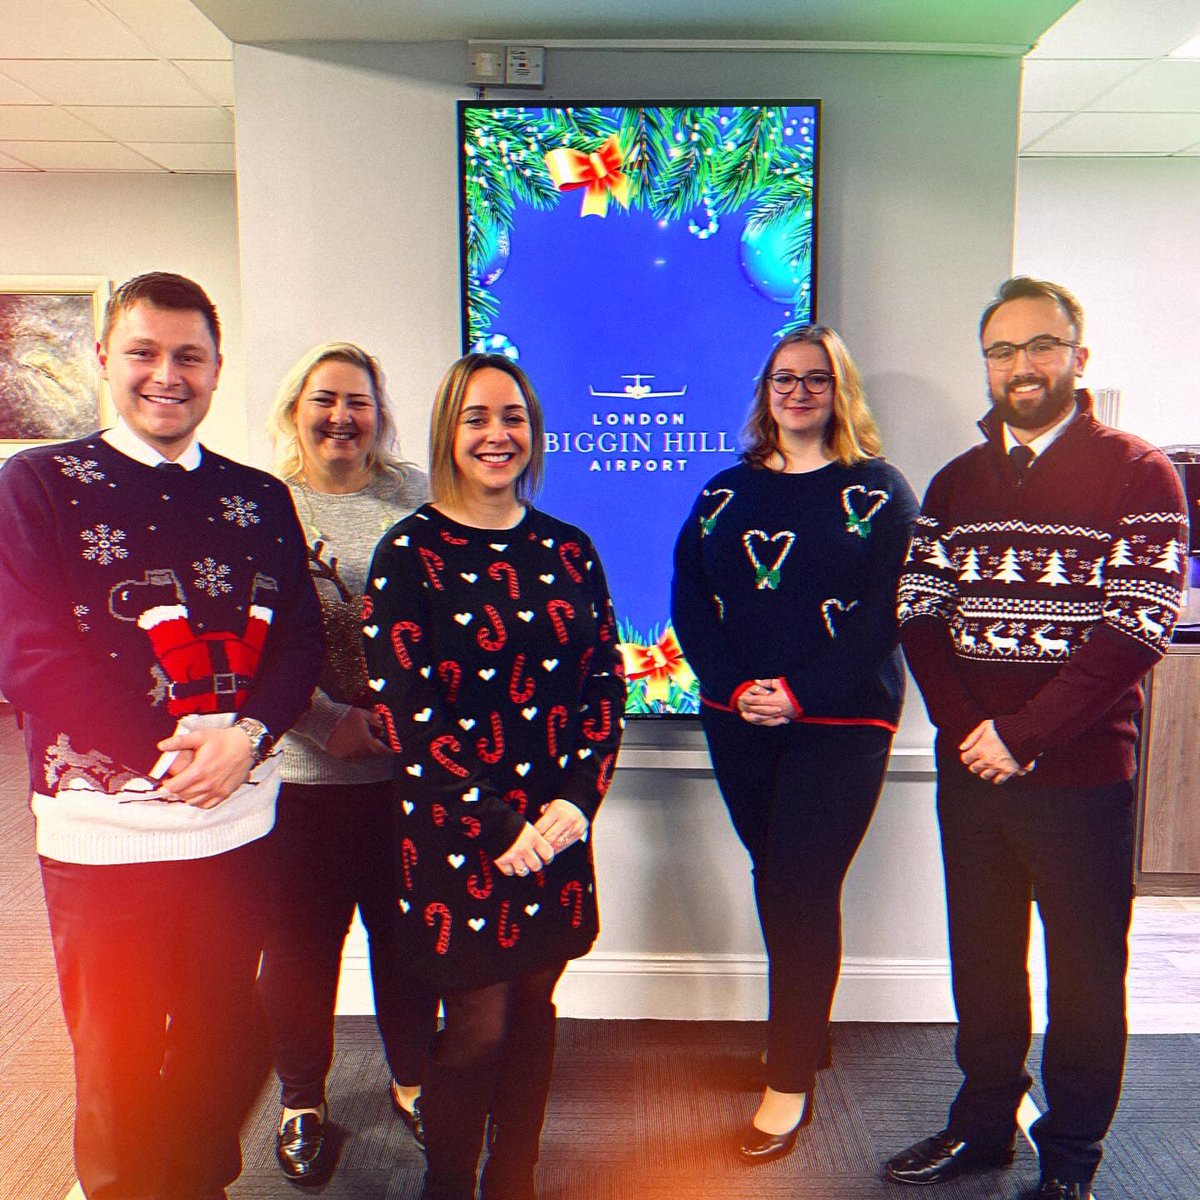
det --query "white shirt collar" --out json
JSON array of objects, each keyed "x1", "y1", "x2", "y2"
[
  {"x1": 1002, "y1": 403, "x2": 1076, "y2": 461},
  {"x1": 102, "y1": 418, "x2": 202, "y2": 471}
]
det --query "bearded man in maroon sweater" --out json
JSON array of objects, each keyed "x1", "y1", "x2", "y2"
[{"x1": 886, "y1": 277, "x2": 1186, "y2": 1200}]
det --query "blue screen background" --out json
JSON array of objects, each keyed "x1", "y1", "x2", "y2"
[{"x1": 461, "y1": 104, "x2": 819, "y2": 714}]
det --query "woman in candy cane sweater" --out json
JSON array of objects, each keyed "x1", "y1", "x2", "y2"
[
  {"x1": 672, "y1": 326, "x2": 918, "y2": 1164},
  {"x1": 364, "y1": 354, "x2": 625, "y2": 1200}
]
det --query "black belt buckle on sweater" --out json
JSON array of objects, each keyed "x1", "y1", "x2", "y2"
[{"x1": 168, "y1": 672, "x2": 247, "y2": 702}]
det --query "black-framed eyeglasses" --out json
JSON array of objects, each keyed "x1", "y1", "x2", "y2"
[
  {"x1": 766, "y1": 370, "x2": 834, "y2": 396},
  {"x1": 983, "y1": 335, "x2": 1079, "y2": 367}
]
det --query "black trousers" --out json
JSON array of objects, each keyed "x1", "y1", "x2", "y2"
[
  {"x1": 702, "y1": 711, "x2": 892, "y2": 1093},
  {"x1": 258, "y1": 780, "x2": 440, "y2": 1110},
  {"x1": 420, "y1": 960, "x2": 567, "y2": 1200},
  {"x1": 40, "y1": 840, "x2": 268, "y2": 1200},
  {"x1": 937, "y1": 751, "x2": 1135, "y2": 1185}
]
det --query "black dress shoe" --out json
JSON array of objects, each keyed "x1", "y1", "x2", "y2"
[
  {"x1": 390, "y1": 1082, "x2": 426, "y2": 1148},
  {"x1": 884, "y1": 1129, "x2": 1015, "y2": 1184},
  {"x1": 737, "y1": 1092, "x2": 814, "y2": 1163},
  {"x1": 276, "y1": 1111, "x2": 332, "y2": 1184},
  {"x1": 1024, "y1": 1179, "x2": 1093, "y2": 1200}
]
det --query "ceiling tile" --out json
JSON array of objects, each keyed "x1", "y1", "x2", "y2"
[
  {"x1": 64, "y1": 105, "x2": 233, "y2": 142},
  {"x1": 0, "y1": 106, "x2": 109, "y2": 140},
  {"x1": 1019, "y1": 110, "x2": 1072, "y2": 148},
  {"x1": 0, "y1": 60, "x2": 211, "y2": 106},
  {"x1": 0, "y1": 71, "x2": 52, "y2": 103},
  {"x1": 1022, "y1": 111, "x2": 1200, "y2": 154},
  {"x1": 173, "y1": 59, "x2": 234, "y2": 106},
  {"x1": 1021, "y1": 58, "x2": 1143, "y2": 110},
  {"x1": 0, "y1": 139, "x2": 163, "y2": 169},
  {"x1": 127, "y1": 141, "x2": 235, "y2": 172},
  {"x1": 0, "y1": 148, "x2": 39, "y2": 170},
  {"x1": 1030, "y1": 0, "x2": 1200, "y2": 59},
  {"x1": 0, "y1": 0, "x2": 151, "y2": 58},
  {"x1": 98, "y1": 0, "x2": 231, "y2": 59},
  {"x1": 1086, "y1": 59, "x2": 1200, "y2": 111}
]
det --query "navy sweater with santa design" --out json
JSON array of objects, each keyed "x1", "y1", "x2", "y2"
[
  {"x1": 897, "y1": 391, "x2": 1187, "y2": 785},
  {"x1": 0, "y1": 434, "x2": 322, "y2": 864}
]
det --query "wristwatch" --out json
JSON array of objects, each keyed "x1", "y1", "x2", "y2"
[{"x1": 234, "y1": 717, "x2": 273, "y2": 767}]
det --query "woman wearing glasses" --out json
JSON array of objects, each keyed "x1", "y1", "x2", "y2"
[{"x1": 671, "y1": 325, "x2": 918, "y2": 1162}]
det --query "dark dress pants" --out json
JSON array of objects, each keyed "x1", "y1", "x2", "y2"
[
  {"x1": 258, "y1": 780, "x2": 439, "y2": 1110},
  {"x1": 702, "y1": 711, "x2": 891, "y2": 1093},
  {"x1": 936, "y1": 750, "x2": 1135, "y2": 1184},
  {"x1": 40, "y1": 839, "x2": 268, "y2": 1200}
]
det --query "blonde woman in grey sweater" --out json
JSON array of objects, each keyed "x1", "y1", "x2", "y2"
[{"x1": 263, "y1": 343, "x2": 438, "y2": 1184}]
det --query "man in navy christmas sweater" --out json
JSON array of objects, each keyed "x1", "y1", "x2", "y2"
[
  {"x1": 0, "y1": 273, "x2": 322, "y2": 1200},
  {"x1": 886, "y1": 278, "x2": 1187, "y2": 1200}
]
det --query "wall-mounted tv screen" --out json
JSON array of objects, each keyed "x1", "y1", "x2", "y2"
[{"x1": 458, "y1": 100, "x2": 820, "y2": 715}]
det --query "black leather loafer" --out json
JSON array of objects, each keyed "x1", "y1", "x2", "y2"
[
  {"x1": 884, "y1": 1129, "x2": 1015, "y2": 1184},
  {"x1": 390, "y1": 1082, "x2": 426, "y2": 1148},
  {"x1": 737, "y1": 1092, "x2": 814, "y2": 1163},
  {"x1": 276, "y1": 1111, "x2": 332, "y2": 1184},
  {"x1": 1025, "y1": 1179, "x2": 1093, "y2": 1200}
]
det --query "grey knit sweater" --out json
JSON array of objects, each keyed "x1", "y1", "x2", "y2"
[{"x1": 281, "y1": 466, "x2": 429, "y2": 786}]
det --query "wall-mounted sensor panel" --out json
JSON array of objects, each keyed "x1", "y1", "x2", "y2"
[{"x1": 505, "y1": 46, "x2": 545, "y2": 87}]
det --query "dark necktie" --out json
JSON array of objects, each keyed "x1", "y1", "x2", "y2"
[
  {"x1": 156, "y1": 462, "x2": 186, "y2": 472},
  {"x1": 1009, "y1": 444, "x2": 1034, "y2": 481}
]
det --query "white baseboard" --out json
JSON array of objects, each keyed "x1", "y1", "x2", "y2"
[{"x1": 334, "y1": 950, "x2": 955, "y2": 1022}]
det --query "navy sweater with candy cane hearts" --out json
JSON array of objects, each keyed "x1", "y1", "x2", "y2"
[{"x1": 672, "y1": 457, "x2": 918, "y2": 728}]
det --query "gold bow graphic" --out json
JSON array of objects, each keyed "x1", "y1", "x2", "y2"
[
  {"x1": 621, "y1": 627, "x2": 696, "y2": 704},
  {"x1": 545, "y1": 134, "x2": 632, "y2": 218}
]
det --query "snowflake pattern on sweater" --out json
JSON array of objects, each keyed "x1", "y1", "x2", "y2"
[{"x1": 363, "y1": 504, "x2": 626, "y2": 988}]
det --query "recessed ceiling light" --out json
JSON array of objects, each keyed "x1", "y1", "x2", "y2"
[{"x1": 1169, "y1": 32, "x2": 1200, "y2": 59}]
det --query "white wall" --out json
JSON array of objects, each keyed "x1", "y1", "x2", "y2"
[
  {"x1": 0, "y1": 172, "x2": 248, "y2": 461},
  {"x1": 1015, "y1": 156, "x2": 1200, "y2": 449},
  {"x1": 233, "y1": 41, "x2": 1027, "y2": 1019}
]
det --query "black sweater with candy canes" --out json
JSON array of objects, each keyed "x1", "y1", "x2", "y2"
[
  {"x1": 672, "y1": 458, "x2": 918, "y2": 728},
  {"x1": 363, "y1": 504, "x2": 625, "y2": 988}
]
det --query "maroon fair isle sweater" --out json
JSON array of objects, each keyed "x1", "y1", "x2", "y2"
[{"x1": 897, "y1": 391, "x2": 1187, "y2": 787}]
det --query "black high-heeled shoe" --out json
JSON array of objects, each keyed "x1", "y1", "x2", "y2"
[{"x1": 737, "y1": 1091, "x2": 815, "y2": 1163}]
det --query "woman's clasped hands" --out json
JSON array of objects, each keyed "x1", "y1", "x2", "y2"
[
  {"x1": 736, "y1": 678, "x2": 797, "y2": 727},
  {"x1": 494, "y1": 797, "x2": 590, "y2": 876}
]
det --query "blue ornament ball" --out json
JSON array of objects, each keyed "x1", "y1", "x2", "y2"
[
  {"x1": 739, "y1": 213, "x2": 813, "y2": 305},
  {"x1": 477, "y1": 227, "x2": 510, "y2": 287},
  {"x1": 471, "y1": 332, "x2": 520, "y2": 361}
]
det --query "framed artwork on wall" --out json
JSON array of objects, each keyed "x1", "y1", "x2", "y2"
[{"x1": 0, "y1": 275, "x2": 111, "y2": 456}]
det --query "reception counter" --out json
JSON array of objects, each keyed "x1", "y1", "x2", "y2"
[{"x1": 1137, "y1": 638, "x2": 1200, "y2": 895}]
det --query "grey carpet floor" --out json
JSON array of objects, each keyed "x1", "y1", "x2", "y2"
[{"x1": 227, "y1": 1018, "x2": 1199, "y2": 1200}]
